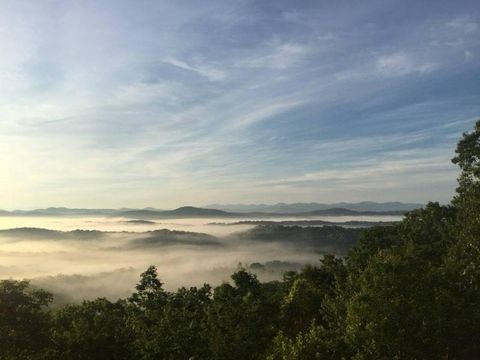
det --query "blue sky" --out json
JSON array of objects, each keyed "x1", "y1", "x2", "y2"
[{"x1": 0, "y1": 0, "x2": 479, "y2": 209}]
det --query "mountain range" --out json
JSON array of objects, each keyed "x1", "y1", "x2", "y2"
[
  {"x1": 118, "y1": 207, "x2": 406, "y2": 219},
  {"x1": 205, "y1": 202, "x2": 423, "y2": 213},
  {"x1": 0, "y1": 203, "x2": 416, "y2": 219}
]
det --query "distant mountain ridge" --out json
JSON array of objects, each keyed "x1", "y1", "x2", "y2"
[
  {"x1": 0, "y1": 207, "x2": 132, "y2": 217},
  {"x1": 205, "y1": 201, "x2": 423, "y2": 213},
  {"x1": 0, "y1": 203, "x2": 414, "y2": 219},
  {"x1": 120, "y1": 206, "x2": 231, "y2": 219},
  {"x1": 117, "y1": 207, "x2": 405, "y2": 219}
]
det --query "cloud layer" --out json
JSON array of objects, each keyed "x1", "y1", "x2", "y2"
[{"x1": 0, "y1": 0, "x2": 479, "y2": 208}]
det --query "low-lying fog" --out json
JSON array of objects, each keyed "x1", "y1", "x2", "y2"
[{"x1": 0, "y1": 215, "x2": 402, "y2": 303}]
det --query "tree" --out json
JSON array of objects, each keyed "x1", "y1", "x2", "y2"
[
  {"x1": 280, "y1": 256, "x2": 346, "y2": 338},
  {"x1": 0, "y1": 280, "x2": 53, "y2": 360},
  {"x1": 207, "y1": 269, "x2": 281, "y2": 360},
  {"x1": 269, "y1": 257, "x2": 349, "y2": 359},
  {"x1": 127, "y1": 266, "x2": 213, "y2": 359},
  {"x1": 344, "y1": 246, "x2": 446, "y2": 359},
  {"x1": 443, "y1": 119, "x2": 480, "y2": 358},
  {"x1": 451, "y1": 120, "x2": 480, "y2": 244},
  {"x1": 267, "y1": 322, "x2": 324, "y2": 360},
  {"x1": 50, "y1": 298, "x2": 133, "y2": 360},
  {"x1": 129, "y1": 265, "x2": 165, "y2": 309},
  {"x1": 452, "y1": 120, "x2": 480, "y2": 193}
]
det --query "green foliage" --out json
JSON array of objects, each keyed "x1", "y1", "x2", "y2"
[
  {"x1": 345, "y1": 247, "x2": 442, "y2": 358},
  {"x1": 127, "y1": 266, "x2": 212, "y2": 359},
  {"x1": 129, "y1": 265, "x2": 166, "y2": 308},
  {"x1": 50, "y1": 298, "x2": 133, "y2": 360},
  {"x1": 0, "y1": 280, "x2": 52, "y2": 360},
  {"x1": 267, "y1": 323, "x2": 324, "y2": 360},
  {"x1": 206, "y1": 269, "x2": 282, "y2": 360},
  {"x1": 452, "y1": 119, "x2": 480, "y2": 193},
  {"x1": 280, "y1": 256, "x2": 346, "y2": 338},
  {"x1": 451, "y1": 120, "x2": 480, "y2": 265}
]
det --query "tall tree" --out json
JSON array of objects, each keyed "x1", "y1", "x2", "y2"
[{"x1": 0, "y1": 280, "x2": 52, "y2": 360}]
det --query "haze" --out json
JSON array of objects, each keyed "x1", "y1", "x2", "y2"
[{"x1": 0, "y1": 212, "x2": 401, "y2": 301}]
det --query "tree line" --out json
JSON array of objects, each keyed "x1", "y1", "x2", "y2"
[{"x1": 1, "y1": 120, "x2": 480, "y2": 359}]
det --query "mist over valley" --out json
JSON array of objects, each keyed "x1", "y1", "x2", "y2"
[{"x1": 0, "y1": 204, "x2": 403, "y2": 302}]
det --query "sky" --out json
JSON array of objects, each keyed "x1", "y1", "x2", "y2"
[{"x1": 0, "y1": 0, "x2": 479, "y2": 209}]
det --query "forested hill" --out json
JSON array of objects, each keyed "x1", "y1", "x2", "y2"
[
  {"x1": 232, "y1": 224, "x2": 361, "y2": 254},
  {"x1": 1, "y1": 120, "x2": 480, "y2": 359}
]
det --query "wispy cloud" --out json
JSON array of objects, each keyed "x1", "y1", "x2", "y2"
[
  {"x1": 0, "y1": 1, "x2": 478, "y2": 208},
  {"x1": 376, "y1": 52, "x2": 438, "y2": 77},
  {"x1": 237, "y1": 41, "x2": 312, "y2": 70},
  {"x1": 226, "y1": 99, "x2": 308, "y2": 129},
  {"x1": 447, "y1": 17, "x2": 478, "y2": 34},
  {"x1": 163, "y1": 57, "x2": 226, "y2": 81}
]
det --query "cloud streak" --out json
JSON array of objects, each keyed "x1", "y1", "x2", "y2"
[{"x1": 0, "y1": 0, "x2": 478, "y2": 208}]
